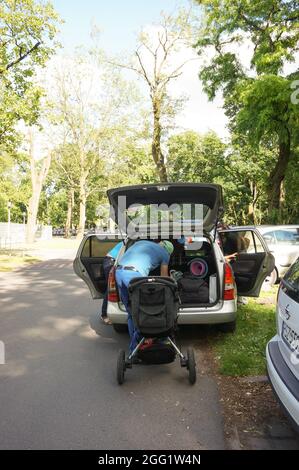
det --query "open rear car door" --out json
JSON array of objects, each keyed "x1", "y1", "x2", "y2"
[
  {"x1": 107, "y1": 183, "x2": 224, "y2": 235},
  {"x1": 73, "y1": 234, "x2": 123, "y2": 299},
  {"x1": 218, "y1": 228, "x2": 275, "y2": 296}
]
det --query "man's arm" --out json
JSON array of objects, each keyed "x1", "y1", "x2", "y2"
[{"x1": 160, "y1": 264, "x2": 169, "y2": 277}]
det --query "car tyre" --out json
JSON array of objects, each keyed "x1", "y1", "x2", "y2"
[
  {"x1": 218, "y1": 320, "x2": 236, "y2": 333},
  {"x1": 267, "y1": 268, "x2": 278, "y2": 286}
]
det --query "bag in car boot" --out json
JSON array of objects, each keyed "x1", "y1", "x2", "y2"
[{"x1": 178, "y1": 273, "x2": 209, "y2": 304}]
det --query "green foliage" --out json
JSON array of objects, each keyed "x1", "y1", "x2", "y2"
[
  {"x1": 111, "y1": 140, "x2": 157, "y2": 187},
  {"x1": 280, "y1": 148, "x2": 299, "y2": 223},
  {"x1": 235, "y1": 75, "x2": 297, "y2": 144},
  {"x1": 38, "y1": 189, "x2": 67, "y2": 227},
  {"x1": 0, "y1": 149, "x2": 31, "y2": 221},
  {"x1": 167, "y1": 130, "x2": 278, "y2": 224},
  {"x1": 196, "y1": 0, "x2": 299, "y2": 216},
  {"x1": 197, "y1": 0, "x2": 299, "y2": 75},
  {"x1": 0, "y1": 0, "x2": 61, "y2": 152},
  {"x1": 168, "y1": 130, "x2": 226, "y2": 183}
]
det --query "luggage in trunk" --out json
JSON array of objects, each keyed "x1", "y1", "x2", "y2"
[{"x1": 178, "y1": 273, "x2": 209, "y2": 304}]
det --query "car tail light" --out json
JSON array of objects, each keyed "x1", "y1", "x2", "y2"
[
  {"x1": 108, "y1": 267, "x2": 119, "y2": 303},
  {"x1": 223, "y1": 263, "x2": 236, "y2": 301}
]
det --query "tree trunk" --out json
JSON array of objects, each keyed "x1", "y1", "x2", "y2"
[
  {"x1": 26, "y1": 195, "x2": 40, "y2": 244},
  {"x1": 77, "y1": 176, "x2": 87, "y2": 239},
  {"x1": 248, "y1": 181, "x2": 258, "y2": 224},
  {"x1": 152, "y1": 99, "x2": 168, "y2": 182},
  {"x1": 26, "y1": 132, "x2": 52, "y2": 244},
  {"x1": 64, "y1": 187, "x2": 74, "y2": 238},
  {"x1": 268, "y1": 134, "x2": 291, "y2": 215}
]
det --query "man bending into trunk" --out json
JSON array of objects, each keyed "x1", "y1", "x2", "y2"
[{"x1": 115, "y1": 240, "x2": 174, "y2": 353}]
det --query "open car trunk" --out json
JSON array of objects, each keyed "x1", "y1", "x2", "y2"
[{"x1": 123, "y1": 236, "x2": 220, "y2": 308}]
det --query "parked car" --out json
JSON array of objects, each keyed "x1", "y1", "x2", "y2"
[
  {"x1": 52, "y1": 227, "x2": 65, "y2": 237},
  {"x1": 258, "y1": 225, "x2": 299, "y2": 284},
  {"x1": 266, "y1": 257, "x2": 299, "y2": 433},
  {"x1": 73, "y1": 183, "x2": 275, "y2": 334}
]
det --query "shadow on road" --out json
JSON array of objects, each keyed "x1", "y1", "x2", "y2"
[{"x1": 0, "y1": 259, "x2": 227, "y2": 450}]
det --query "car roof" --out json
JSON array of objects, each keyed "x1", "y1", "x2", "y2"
[
  {"x1": 257, "y1": 225, "x2": 299, "y2": 231},
  {"x1": 218, "y1": 225, "x2": 257, "y2": 231}
]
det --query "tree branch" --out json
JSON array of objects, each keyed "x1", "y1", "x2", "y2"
[
  {"x1": 135, "y1": 49, "x2": 153, "y2": 89},
  {"x1": 0, "y1": 41, "x2": 41, "y2": 74}
]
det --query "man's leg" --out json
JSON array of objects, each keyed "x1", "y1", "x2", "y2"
[{"x1": 116, "y1": 270, "x2": 142, "y2": 353}]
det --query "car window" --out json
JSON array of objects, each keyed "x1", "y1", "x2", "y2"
[
  {"x1": 283, "y1": 258, "x2": 299, "y2": 303},
  {"x1": 263, "y1": 231, "x2": 276, "y2": 244},
  {"x1": 81, "y1": 237, "x2": 121, "y2": 258},
  {"x1": 274, "y1": 229, "x2": 299, "y2": 244},
  {"x1": 220, "y1": 230, "x2": 265, "y2": 255},
  {"x1": 82, "y1": 238, "x2": 91, "y2": 257}
]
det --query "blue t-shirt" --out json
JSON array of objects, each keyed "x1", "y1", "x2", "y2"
[
  {"x1": 107, "y1": 241, "x2": 123, "y2": 259},
  {"x1": 119, "y1": 240, "x2": 170, "y2": 276}
]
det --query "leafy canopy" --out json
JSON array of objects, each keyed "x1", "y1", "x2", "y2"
[{"x1": 0, "y1": 0, "x2": 61, "y2": 151}]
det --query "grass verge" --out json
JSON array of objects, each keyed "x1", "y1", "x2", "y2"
[
  {"x1": 0, "y1": 252, "x2": 41, "y2": 272},
  {"x1": 214, "y1": 290, "x2": 277, "y2": 376}
]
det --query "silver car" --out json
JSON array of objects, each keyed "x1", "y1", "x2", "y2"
[
  {"x1": 74, "y1": 183, "x2": 275, "y2": 334},
  {"x1": 267, "y1": 257, "x2": 299, "y2": 432},
  {"x1": 258, "y1": 225, "x2": 299, "y2": 284}
]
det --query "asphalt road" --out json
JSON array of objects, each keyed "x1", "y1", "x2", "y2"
[{"x1": 0, "y1": 258, "x2": 225, "y2": 450}]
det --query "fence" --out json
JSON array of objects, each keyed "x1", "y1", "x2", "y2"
[{"x1": 0, "y1": 223, "x2": 52, "y2": 249}]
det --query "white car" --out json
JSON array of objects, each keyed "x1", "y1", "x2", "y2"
[
  {"x1": 74, "y1": 183, "x2": 274, "y2": 333},
  {"x1": 266, "y1": 257, "x2": 299, "y2": 432},
  {"x1": 258, "y1": 225, "x2": 299, "y2": 284}
]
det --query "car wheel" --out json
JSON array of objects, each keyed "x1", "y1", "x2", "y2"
[
  {"x1": 113, "y1": 323, "x2": 128, "y2": 334},
  {"x1": 268, "y1": 268, "x2": 278, "y2": 286},
  {"x1": 218, "y1": 320, "x2": 236, "y2": 333}
]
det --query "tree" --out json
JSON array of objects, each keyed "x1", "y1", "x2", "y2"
[
  {"x1": 0, "y1": 149, "x2": 29, "y2": 222},
  {"x1": 167, "y1": 130, "x2": 226, "y2": 182},
  {"x1": 167, "y1": 130, "x2": 277, "y2": 225},
  {"x1": 51, "y1": 56, "x2": 140, "y2": 238},
  {"x1": 0, "y1": 0, "x2": 61, "y2": 151},
  {"x1": 25, "y1": 127, "x2": 52, "y2": 243},
  {"x1": 195, "y1": 0, "x2": 299, "y2": 218},
  {"x1": 105, "y1": 8, "x2": 198, "y2": 182},
  {"x1": 109, "y1": 139, "x2": 156, "y2": 187},
  {"x1": 49, "y1": 143, "x2": 80, "y2": 237}
]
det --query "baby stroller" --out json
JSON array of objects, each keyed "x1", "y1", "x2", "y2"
[{"x1": 116, "y1": 277, "x2": 196, "y2": 385}]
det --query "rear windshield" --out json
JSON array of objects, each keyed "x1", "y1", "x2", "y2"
[
  {"x1": 283, "y1": 258, "x2": 299, "y2": 303},
  {"x1": 125, "y1": 204, "x2": 209, "y2": 238}
]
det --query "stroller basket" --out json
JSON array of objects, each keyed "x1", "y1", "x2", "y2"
[
  {"x1": 138, "y1": 339, "x2": 176, "y2": 364},
  {"x1": 128, "y1": 277, "x2": 179, "y2": 336}
]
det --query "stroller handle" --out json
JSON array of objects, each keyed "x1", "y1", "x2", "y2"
[{"x1": 128, "y1": 276, "x2": 178, "y2": 294}]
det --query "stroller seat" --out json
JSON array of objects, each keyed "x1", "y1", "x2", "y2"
[{"x1": 128, "y1": 277, "x2": 179, "y2": 337}]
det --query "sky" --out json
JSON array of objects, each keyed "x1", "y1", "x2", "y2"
[{"x1": 50, "y1": 0, "x2": 229, "y2": 138}]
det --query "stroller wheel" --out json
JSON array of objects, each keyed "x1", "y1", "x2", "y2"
[
  {"x1": 117, "y1": 350, "x2": 126, "y2": 385},
  {"x1": 187, "y1": 347, "x2": 196, "y2": 385}
]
